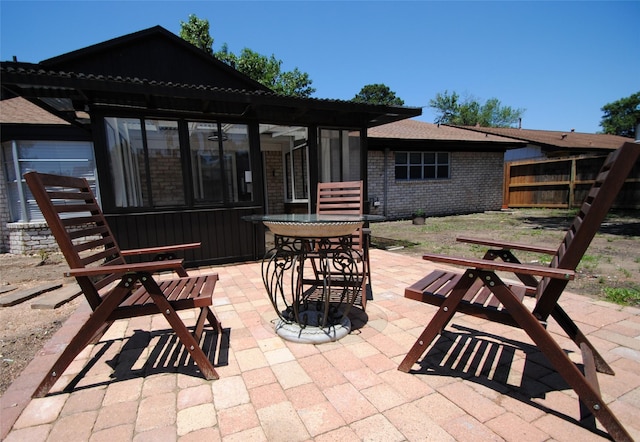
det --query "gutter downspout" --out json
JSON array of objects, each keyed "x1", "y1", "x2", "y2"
[{"x1": 383, "y1": 148, "x2": 390, "y2": 217}]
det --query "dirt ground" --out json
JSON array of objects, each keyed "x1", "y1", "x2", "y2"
[
  {"x1": 0, "y1": 253, "x2": 77, "y2": 395},
  {"x1": 370, "y1": 208, "x2": 640, "y2": 299},
  {"x1": 0, "y1": 208, "x2": 638, "y2": 395}
]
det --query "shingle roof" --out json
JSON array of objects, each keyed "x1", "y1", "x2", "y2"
[
  {"x1": 0, "y1": 96, "x2": 70, "y2": 125},
  {"x1": 453, "y1": 125, "x2": 632, "y2": 150},
  {"x1": 368, "y1": 119, "x2": 525, "y2": 144},
  {"x1": 0, "y1": 63, "x2": 421, "y2": 128}
]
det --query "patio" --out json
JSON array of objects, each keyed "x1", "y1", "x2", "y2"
[{"x1": 2, "y1": 249, "x2": 639, "y2": 441}]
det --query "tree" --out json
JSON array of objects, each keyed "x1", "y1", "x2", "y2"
[
  {"x1": 179, "y1": 14, "x2": 315, "y2": 98},
  {"x1": 429, "y1": 90, "x2": 525, "y2": 127},
  {"x1": 599, "y1": 91, "x2": 640, "y2": 138},
  {"x1": 352, "y1": 84, "x2": 405, "y2": 106},
  {"x1": 179, "y1": 14, "x2": 214, "y2": 55},
  {"x1": 226, "y1": 48, "x2": 315, "y2": 97}
]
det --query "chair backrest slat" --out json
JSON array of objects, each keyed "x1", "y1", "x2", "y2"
[
  {"x1": 24, "y1": 171, "x2": 127, "y2": 310},
  {"x1": 534, "y1": 142, "x2": 639, "y2": 318},
  {"x1": 317, "y1": 180, "x2": 365, "y2": 249}
]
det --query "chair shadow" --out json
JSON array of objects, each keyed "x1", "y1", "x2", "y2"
[
  {"x1": 61, "y1": 326, "x2": 230, "y2": 393},
  {"x1": 410, "y1": 323, "x2": 608, "y2": 438}
]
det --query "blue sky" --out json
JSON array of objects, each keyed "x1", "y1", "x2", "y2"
[{"x1": 1, "y1": 1, "x2": 638, "y2": 133}]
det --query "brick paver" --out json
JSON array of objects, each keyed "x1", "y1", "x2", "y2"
[{"x1": 2, "y1": 250, "x2": 639, "y2": 441}]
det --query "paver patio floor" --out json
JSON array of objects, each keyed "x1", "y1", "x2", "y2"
[{"x1": 2, "y1": 249, "x2": 639, "y2": 441}]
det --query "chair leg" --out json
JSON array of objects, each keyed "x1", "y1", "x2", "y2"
[
  {"x1": 33, "y1": 282, "x2": 133, "y2": 397},
  {"x1": 551, "y1": 305, "x2": 614, "y2": 375},
  {"x1": 398, "y1": 269, "x2": 477, "y2": 372},
  {"x1": 193, "y1": 308, "x2": 208, "y2": 341},
  {"x1": 142, "y1": 277, "x2": 219, "y2": 380},
  {"x1": 483, "y1": 272, "x2": 632, "y2": 442},
  {"x1": 206, "y1": 307, "x2": 222, "y2": 333}
]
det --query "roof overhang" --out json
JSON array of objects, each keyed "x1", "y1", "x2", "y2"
[{"x1": 1, "y1": 62, "x2": 421, "y2": 128}]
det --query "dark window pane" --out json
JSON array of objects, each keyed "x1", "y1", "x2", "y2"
[
  {"x1": 409, "y1": 152, "x2": 422, "y2": 164},
  {"x1": 437, "y1": 152, "x2": 449, "y2": 163},
  {"x1": 424, "y1": 152, "x2": 436, "y2": 164},
  {"x1": 395, "y1": 166, "x2": 407, "y2": 180},
  {"x1": 409, "y1": 165, "x2": 422, "y2": 179},
  {"x1": 437, "y1": 165, "x2": 449, "y2": 178},
  {"x1": 395, "y1": 152, "x2": 407, "y2": 164},
  {"x1": 424, "y1": 165, "x2": 436, "y2": 178}
]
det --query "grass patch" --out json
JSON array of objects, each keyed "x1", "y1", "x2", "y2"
[
  {"x1": 603, "y1": 286, "x2": 640, "y2": 306},
  {"x1": 577, "y1": 254, "x2": 599, "y2": 272}
]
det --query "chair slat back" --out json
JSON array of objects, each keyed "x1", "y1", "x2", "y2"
[
  {"x1": 534, "y1": 142, "x2": 639, "y2": 318},
  {"x1": 317, "y1": 181, "x2": 365, "y2": 249},
  {"x1": 24, "y1": 172, "x2": 126, "y2": 310}
]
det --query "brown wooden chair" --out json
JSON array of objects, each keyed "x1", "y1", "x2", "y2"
[
  {"x1": 24, "y1": 171, "x2": 222, "y2": 398},
  {"x1": 315, "y1": 180, "x2": 371, "y2": 310},
  {"x1": 399, "y1": 142, "x2": 639, "y2": 441}
]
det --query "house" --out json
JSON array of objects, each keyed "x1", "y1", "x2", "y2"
[
  {"x1": 454, "y1": 126, "x2": 632, "y2": 161},
  {"x1": 366, "y1": 119, "x2": 525, "y2": 219},
  {"x1": 0, "y1": 26, "x2": 421, "y2": 259}
]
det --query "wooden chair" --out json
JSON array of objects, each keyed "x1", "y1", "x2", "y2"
[
  {"x1": 24, "y1": 171, "x2": 222, "y2": 398},
  {"x1": 316, "y1": 180, "x2": 371, "y2": 310},
  {"x1": 399, "y1": 142, "x2": 639, "y2": 441}
]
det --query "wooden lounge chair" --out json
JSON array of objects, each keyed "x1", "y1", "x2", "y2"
[
  {"x1": 24, "y1": 171, "x2": 222, "y2": 398},
  {"x1": 315, "y1": 180, "x2": 371, "y2": 310},
  {"x1": 399, "y1": 142, "x2": 639, "y2": 441}
]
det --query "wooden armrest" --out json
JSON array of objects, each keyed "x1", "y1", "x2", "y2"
[
  {"x1": 456, "y1": 236, "x2": 557, "y2": 255},
  {"x1": 422, "y1": 253, "x2": 574, "y2": 280},
  {"x1": 65, "y1": 259, "x2": 185, "y2": 277},
  {"x1": 120, "y1": 242, "x2": 201, "y2": 256}
]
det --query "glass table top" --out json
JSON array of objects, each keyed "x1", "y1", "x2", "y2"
[{"x1": 242, "y1": 214, "x2": 385, "y2": 224}]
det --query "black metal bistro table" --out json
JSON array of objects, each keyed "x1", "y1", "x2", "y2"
[{"x1": 243, "y1": 213, "x2": 384, "y2": 343}]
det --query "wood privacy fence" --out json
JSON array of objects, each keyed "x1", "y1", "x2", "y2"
[{"x1": 503, "y1": 154, "x2": 640, "y2": 209}]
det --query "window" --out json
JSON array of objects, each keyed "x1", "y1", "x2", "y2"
[
  {"x1": 285, "y1": 141, "x2": 308, "y2": 201},
  {"x1": 395, "y1": 152, "x2": 450, "y2": 180},
  {"x1": 105, "y1": 117, "x2": 253, "y2": 208},
  {"x1": 189, "y1": 122, "x2": 252, "y2": 203},
  {"x1": 2, "y1": 140, "x2": 96, "y2": 222},
  {"x1": 319, "y1": 129, "x2": 361, "y2": 182}
]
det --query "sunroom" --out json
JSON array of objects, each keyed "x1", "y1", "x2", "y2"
[{"x1": 0, "y1": 26, "x2": 420, "y2": 264}]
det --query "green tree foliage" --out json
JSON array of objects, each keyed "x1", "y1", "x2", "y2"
[
  {"x1": 219, "y1": 48, "x2": 315, "y2": 97},
  {"x1": 599, "y1": 91, "x2": 640, "y2": 138},
  {"x1": 179, "y1": 14, "x2": 214, "y2": 55},
  {"x1": 352, "y1": 84, "x2": 405, "y2": 106},
  {"x1": 429, "y1": 90, "x2": 525, "y2": 127},
  {"x1": 179, "y1": 14, "x2": 315, "y2": 98}
]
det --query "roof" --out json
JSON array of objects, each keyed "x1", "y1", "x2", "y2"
[
  {"x1": 0, "y1": 97, "x2": 70, "y2": 125},
  {"x1": 0, "y1": 26, "x2": 421, "y2": 128},
  {"x1": 39, "y1": 25, "x2": 270, "y2": 93},
  {"x1": 0, "y1": 63, "x2": 421, "y2": 128},
  {"x1": 453, "y1": 125, "x2": 632, "y2": 150},
  {"x1": 368, "y1": 119, "x2": 526, "y2": 144}
]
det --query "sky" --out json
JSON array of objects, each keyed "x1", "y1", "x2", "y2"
[{"x1": 1, "y1": 0, "x2": 639, "y2": 134}]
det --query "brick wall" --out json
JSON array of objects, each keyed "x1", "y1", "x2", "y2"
[
  {"x1": 264, "y1": 151, "x2": 284, "y2": 214},
  {"x1": 367, "y1": 150, "x2": 504, "y2": 219},
  {"x1": 0, "y1": 157, "x2": 9, "y2": 252},
  {"x1": 6, "y1": 222, "x2": 58, "y2": 255}
]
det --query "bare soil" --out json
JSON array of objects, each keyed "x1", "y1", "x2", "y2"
[
  {"x1": 371, "y1": 208, "x2": 640, "y2": 300},
  {"x1": 0, "y1": 208, "x2": 638, "y2": 395},
  {"x1": 0, "y1": 253, "x2": 76, "y2": 395}
]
